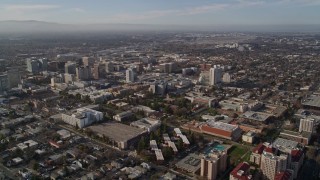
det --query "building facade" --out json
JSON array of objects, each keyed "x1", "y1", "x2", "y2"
[{"x1": 209, "y1": 65, "x2": 222, "y2": 86}]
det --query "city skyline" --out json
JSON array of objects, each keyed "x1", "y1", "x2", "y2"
[{"x1": 0, "y1": 0, "x2": 319, "y2": 26}]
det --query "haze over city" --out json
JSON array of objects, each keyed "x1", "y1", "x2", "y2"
[{"x1": 0, "y1": 0, "x2": 320, "y2": 33}]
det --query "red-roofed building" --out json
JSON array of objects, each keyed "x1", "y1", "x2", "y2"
[
  {"x1": 200, "y1": 121, "x2": 242, "y2": 141},
  {"x1": 250, "y1": 143, "x2": 266, "y2": 165},
  {"x1": 250, "y1": 143, "x2": 278, "y2": 166},
  {"x1": 274, "y1": 170, "x2": 293, "y2": 180},
  {"x1": 230, "y1": 162, "x2": 252, "y2": 180}
]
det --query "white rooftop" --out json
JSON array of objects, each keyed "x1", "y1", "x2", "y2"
[{"x1": 206, "y1": 120, "x2": 237, "y2": 132}]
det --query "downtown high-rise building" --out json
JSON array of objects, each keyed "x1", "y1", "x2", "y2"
[
  {"x1": 0, "y1": 59, "x2": 6, "y2": 72},
  {"x1": 76, "y1": 66, "x2": 91, "y2": 81},
  {"x1": 126, "y1": 68, "x2": 137, "y2": 83},
  {"x1": 7, "y1": 69, "x2": 21, "y2": 89},
  {"x1": 26, "y1": 58, "x2": 48, "y2": 74},
  {"x1": 105, "y1": 62, "x2": 114, "y2": 73},
  {"x1": 82, "y1": 57, "x2": 95, "y2": 67},
  {"x1": 64, "y1": 61, "x2": 77, "y2": 74},
  {"x1": 0, "y1": 74, "x2": 8, "y2": 94},
  {"x1": 209, "y1": 65, "x2": 222, "y2": 86}
]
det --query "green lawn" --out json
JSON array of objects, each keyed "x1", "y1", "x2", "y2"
[{"x1": 228, "y1": 145, "x2": 249, "y2": 164}]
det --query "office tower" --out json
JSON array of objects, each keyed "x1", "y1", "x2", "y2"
[
  {"x1": 7, "y1": 69, "x2": 21, "y2": 89},
  {"x1": 64, "y1": 61, "x2": 76, "y2": 74},
  {"x1": 160, "y1": 62, "x2": 176, "y2": 73},
  {"x1": 126, "y1": 68, "x2": 137, "y2": 83},
  {"x1": 222, "y1": 73, "x2": 231, "y2": 83},
  {"x1": 26, "y1": 58, "x2": 48, "y2": 74},
  {"x1": 261, "y1": 152, "x2": 287, "y2": 180},
  {"x1": 92, "y1": 63, "x2": 100, "y2": 80},
  {"x1": 38, "y1": 58, "x2": 48, "y2": 71},
  {"x1": 209, "y1": 65, "x2": 222, "y2": 86},
  {"x1": 299, "y1": 118, "x2": 314, "y2": 133},
  {"x1": 149, "y1": 82, "x2": 167, "y2": 96},
  {"x1": 0, "y1": 74, "x2": 8, "y2": 94},
  {"x1": 27, "y1": 58, "x2": 40, "y2": 74},
  {"x1": 0, "y1": 59, "x2": 6, "y2": 72},
  {"x1": 98, "y1": 63, "x2": 106, "y2": 78},
  {"x1": 76, "y1": 66, "x2": 91, "y2": 81},
  {"x1": 105, "y1": 62, "x2": 114, "y2": 73},
  {"x1": 82, "y1": 57, "x2": 95, "y2": 67}
]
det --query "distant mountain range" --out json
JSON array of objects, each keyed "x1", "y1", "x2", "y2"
[{"x1": 0, "y1": 20, "x2": 320, "y2": 34}]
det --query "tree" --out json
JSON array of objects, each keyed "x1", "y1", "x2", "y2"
[
  {"x1": 137, "y1": 137, "x2": 146, "y2": 154},
  {"x1": 164, "y1": 105, "x2": 173, "y2": 114},
  {"x1": 177, "y1": 138, "x2": 184, "y2": 151},
  {"x1": 162, "y1": 147, "x2": 173, "y2": 159},
  {"x1": 33, "y1": 162, "x2": 39, "y2": 171},
  {"x1": 149, "y1": 132, "x2": 156, "y2": 141},
  {"x1": 75, "y1": 93, "x2": 82, "y2": 100}
]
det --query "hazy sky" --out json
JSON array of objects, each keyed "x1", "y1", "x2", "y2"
[{"x1": 0, "y1": 0, "x2": 319, "y2": 25}]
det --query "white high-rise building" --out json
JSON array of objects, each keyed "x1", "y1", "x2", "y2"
[
  {"x1": 105, "y1": 62, "x2": 114, "y2": 73},
  {"x1": 299, "y1": 118, "x2": 314, "y2": 133},
  {"x1": 126, "y1": 68, "x2": 136, "y2": 83},
  {"x1": 209, "y1": 65, "x2": 222, "y2": 86},
  {"x1": 261, "y1": 152, "x2": 287, "y2": 180}
]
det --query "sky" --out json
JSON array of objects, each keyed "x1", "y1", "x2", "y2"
[{"x1": 0, "y1": 0, "x2": 319, "y2": 25}]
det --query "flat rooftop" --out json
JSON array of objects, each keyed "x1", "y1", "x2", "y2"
[
  {"x1": 175, "y1": 153, "x2": 201, "y2": 174},
  {"x1": 88, "y1": 122, "x2": 144, "y2": 142},
  {"x1": 280, "y1": 130, "x2": 312, "y2": 138},
  {"x1": 273, "y1": 138, "x2": 298, "y2": 150},
  {"x1": 206, "y1": 120, "x2": 237, "y2": 132},
  {"x1": 302, "y1": 96, "x2": 320, "y2": 108},
  {"x1": 242, "y1": 111, "x2": 271, "y2": 122}
]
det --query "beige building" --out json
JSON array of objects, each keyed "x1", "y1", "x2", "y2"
[
  {"x1": 261, "y1": 152, "x2": 288, "y2": 180},
  {"x1": 299, "y1": 118, "x2": 314, "y2": 133},
  {"x1": 242, "y1": 131, "x2": 256, "y2": 144},
  {"x1": 82, "y1": 57, "x2": 95, "y2": 67},
  {"x1": 200, "y1": 151, "x2": 227, "y2": 180}
]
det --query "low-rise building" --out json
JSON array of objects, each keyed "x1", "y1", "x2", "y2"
[
  {"x1": 175, "y1": 153, "x2": 201, "y2": 174},
  {"x1": 280, "y1": 130, "x2": 311, "y2": 145},
  {"x1": 113, "y1": 111, "x2": 134, "y2": 122},
  {"x1": 230, "y1": 162, "x2": 252, "y2": 180},
  {"x1": 242, "y1": 131, "x2": 256, "y2": 144},
  {"x1": 130, "y1": 118, "x2": 161, "y2": 132},
  {"x1": 200, "y1": 120, "x2": 242, "y2": 141}
]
